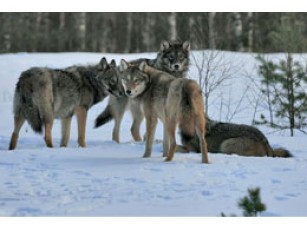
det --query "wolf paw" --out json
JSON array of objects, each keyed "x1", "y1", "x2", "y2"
[
  {"x1": 143, "y1": 153, "x2": 151, "y2": 158},
  {"x1": 165, "y1": 157, "x2": 173, "y2": 162}
]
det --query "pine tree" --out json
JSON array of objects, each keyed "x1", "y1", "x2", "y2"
[
  {"x1": 220, "y1": 187, "x2": 266, "y2": 217},
  {"x1": 238, "y1": 187, "x2": 266, "y2": 217},
  {"x1": 257, "y1": 55, "x2": 307, "y2": 136}
]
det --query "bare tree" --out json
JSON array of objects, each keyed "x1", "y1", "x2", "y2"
[
  {"x1": 218, "y1": 82, "x2": 251, "y2": 122},
  {"x1": 192, "y1": 49, "x2": 237, "y2": 116}
]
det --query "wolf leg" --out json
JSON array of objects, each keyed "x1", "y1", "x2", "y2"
[
  {"x1": 162, "y1": 123, "x2": 170, "y2": 157},
  {"x1": 196, "y1": 117, "x2": 209, "y2": 164},
  {"x1": 165, "y1": 120, "x2": 177, "y2": 162},
  {"x1": 44, "y1": 119, "x2": 54, "y2": 148},
  {"x1": 75, "y1": 106, "x2": 87, "y2": 147},
  {"x1": 112, "y1": 107, "x2": 125, "y2": 143},
  {"x1": 143, "y1": 116, "x2": 157, "y2": 158},
  {"x1": 111, "y1": 97, "x2": 128, "y2": 143},
  {"x1": 60, "y1": 116, "x2": 72, "y2": 147},
  {"x1": 8, "y1": 116, "x2": 25, "y2": 150},
  {"x1": 130, "y1": 101, "x2": 144, "y2": 141}
]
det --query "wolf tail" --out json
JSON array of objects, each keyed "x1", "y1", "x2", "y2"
[
  {"x1": 14, "y1": 81, "x2": 43, "y2": 134},
  {"x1": 179, "y1": 80, "x2": 204, "y2": 141},
  {"x1": 271, "y1": 148, "x2": 293, "y2": 158},
  {"x1": 94, "y1": 104, "x2": 113, "y2": 128}
]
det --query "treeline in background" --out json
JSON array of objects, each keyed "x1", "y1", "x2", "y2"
[{"x1": 1, "y1": 12, "x2": 307, "y2": 53}]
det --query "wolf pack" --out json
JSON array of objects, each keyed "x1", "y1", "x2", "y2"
[{"x1": 8, "y1": 40, "x2": 292, "y2": 163}]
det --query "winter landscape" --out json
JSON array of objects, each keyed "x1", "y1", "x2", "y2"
[{"x1": 0, "y1": 51, "x2": 307, "y2": 218}]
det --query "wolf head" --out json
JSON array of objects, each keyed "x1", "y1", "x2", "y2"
[
  {"x1": 156, "y1": 40, "x2": 190, "y2": 77},
  {"x1": 98, "y1": 57, "x2": 124, "y2": 97},
  {"x1": 119, "y1": 59, "x2": 150, "y2": 98}
]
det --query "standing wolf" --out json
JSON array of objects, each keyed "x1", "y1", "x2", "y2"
[
  {"x1": 94, "y1": 40, "x2": 191, "y2": 143},
  {"x1": 120, "y1": 59, "x2": 209, "y2": 163},
  {"x1": 9, "y1": 58, "x2": 122, "y2": 150},
  {"x1": 180, "y1": 117, "x2": 292, "y2": 158}
]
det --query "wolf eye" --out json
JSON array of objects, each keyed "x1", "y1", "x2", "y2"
[
  {"x1": 110, "y1": 77, "x2": 117, "y2": 85},
  {"x1": 178, "y1": 54, "x2": 184, "y2": 60},
  {"x1": 168, "y1": 54, "x2": 175, "y2": 61}
]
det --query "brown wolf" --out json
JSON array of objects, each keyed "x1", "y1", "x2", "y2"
[
  {"x1": 94, "y1": 40, "x2": 191, "y2": 143},
  {"x1": 9, "y1": 58, "x2": 120, "y2": 150},
  {"x1": 179, "y1": 117, "x2": 292, "y2": 158},
  {"x1": 119, "y1": 59, "x2": 209, "y2": 163}
]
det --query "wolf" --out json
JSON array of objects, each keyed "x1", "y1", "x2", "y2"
[
  {"x1": 179, "y1": 117, "x2": 292, "y2": 158},
  {"x1": 9, "y1": 58, "x2": 122, "y2": 150},
  {"x1": 94, "y1": 40, "x2": 191, "y2": 143},
  {"x1": 119, "y1": 59, "x2": 209, "y2": 163}
]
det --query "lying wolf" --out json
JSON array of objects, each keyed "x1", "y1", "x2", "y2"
[
  {"x1": 94, "y1": 40, "x2": 191, "y2": 143},
  {"x1": 119, "y1": 59, "x2": 209, "y2": 163},
  {"x1": 9, "y1": 58, "x2": 122, "y2": 150},
  {"x1": 179, "y1": 117, "x2": 292, "y2": 158}
]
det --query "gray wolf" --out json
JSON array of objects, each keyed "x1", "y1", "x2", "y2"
[
  {"x1": 179, "y1": 117, "x2": 292, "y2": 158},
  {"x1": 9, "y1": 58, "x2": 121, "y2": 150},
  {"x1": 94, "y1": 40, "x2": 191, "y2": 143},
  {"x1": 119, "y1": 59, "x2": 209, "y2": 163}
]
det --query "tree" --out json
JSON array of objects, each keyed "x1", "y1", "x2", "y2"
[
  {"x1": 168, "y1": 12, "x2": 177, "y2": 40},
  {"x1": 78, "y1": 12, "x2": 87, "y2": 51},
  {"x1": 238, "y1": 187, "x2": 266, "y2": 217},
  {"x1": 208, "y1": 12, "x2": 216, "y2": 49},
  {"x1": 221, "y1": 187, "x2": 266, "y2": 217},
  {"x1": 257, "y1": 55, "x2": 307, "y2": 136},
  {"x1": 192, "y1": 50, "x2": 235, "y2": 116},
  {"x1": 232, "y1": 13, "x2": 244, "y2": 52},
  {"x1": 247, "y1": 12, "x2": 254, "y2": 52},
  {"x1": 257, "y1": 14, "x2": 307, "y2": 136}
]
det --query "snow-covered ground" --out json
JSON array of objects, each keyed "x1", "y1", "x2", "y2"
[{"x1": 0, "y1": 52, "x2": 307, "y2": 217}]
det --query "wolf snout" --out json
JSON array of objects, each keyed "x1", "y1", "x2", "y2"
[
  {"x1": 174, "y1": 64, "x2": 180, "y2": 70},
  {"x1": 126, "y1": 89, "x2": 132, "y2": 96}
]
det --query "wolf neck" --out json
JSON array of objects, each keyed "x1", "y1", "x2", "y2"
[
  {"x1": 76, "y1": 65, "x2": 108, "y2": 103},
  {"x1": 153, "y1": 58, "x2": 188, "y2": 78}
]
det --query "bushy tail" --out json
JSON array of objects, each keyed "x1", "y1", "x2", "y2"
[
  {"x1": 94, "y1": 104, "x2": 114, "y2": 128},
  {"x1": 14, "y1": 83, "x2": 43, "y2": 134},
  {"x1": 179, "y1": 80, "x2": 204, "y2": 141},
  {"x1": 272, "y1": 148, "x2": 293, "y2": 158}
]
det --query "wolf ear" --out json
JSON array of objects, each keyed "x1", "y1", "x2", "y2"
[
  {"x1": 110, "y1": 59, "x2": 116, "y2": 67},
  {"x1": 160, "y1": 40, "x2": 170, "y2": 51},
  {"x1": 183, "y1": 41, "x2": 190, "y2": 52},
  {"x1": 119, "y1": 59, "x2": 129, "y2": 72},
  {"x1": 100, "y1": 57, "x2": 108, "y2": 70},
  {"x1": 138, "y1": 61, "x2": 147, "y2": 72}
]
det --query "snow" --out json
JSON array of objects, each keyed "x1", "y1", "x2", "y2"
[{"x1": 0, "y1": 52, "x2": 307, "y2": 218}]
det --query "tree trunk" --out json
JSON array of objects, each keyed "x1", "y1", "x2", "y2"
[
  {"x1": 247, "y1": 12, "x2": 253, "y2": 52},
  {"x1": 3, "y1": 13, "x2": 11, "y2": 52},
  {"x1": 168, "y1": 12, "x2": 177, "y2": 40},
  {"x1": 142, "y1": 13, "x2": 155, "y2": 52},
  {"x1": 78, "y1": 12, "x2": 87, "y2": 51},
  {"x1": 287, "y1": 52, "x2": 295, "y2": 136},
  {"x1": 42, "y1": 13, "x2": 50, "y2": 51},
  {"x1": 125, "y1": 12, "x2": 133, "y2": 53},
  {"x1": 208, "y1": 12, "x2": 216, "y2": 49},
  {"x1": 233, "y1": 12, "x2": 244, "y2": 51}
]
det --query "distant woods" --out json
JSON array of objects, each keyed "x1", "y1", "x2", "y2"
[{"x1": 1, "y1": 12, "x2": 307, "y2": 53}]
